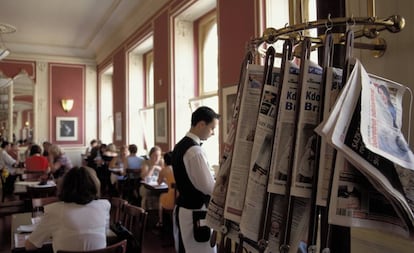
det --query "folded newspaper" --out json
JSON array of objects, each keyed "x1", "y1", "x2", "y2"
[{"x1": 316, "y1": 59, "x2": 414, "y2": 237}]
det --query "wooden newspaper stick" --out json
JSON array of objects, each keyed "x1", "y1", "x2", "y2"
[
  {"x1": 256, "y1": 45, "x2": 277, "y2": 246},
  {"x1": 279, "y1": 38, "x2": 312, "y2": 253},
  {"x1": 306, "y1": 33, "x2": 334, "y2": 252},
  {"x1": 260, "y1": 40, "x2": 294, "y2": 253},
  {"x1": 320, "y1": 30, "x2": 354, "y2": 253}
]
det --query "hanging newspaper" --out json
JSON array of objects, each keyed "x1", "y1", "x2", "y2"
[
  {"x1": 264, "y1": 196, "x2": 311, "y2": 253},
  {"x1": 240, "y1": 67, "x2": 281, "y2": 241},
  {"x1": 360, "y1": 73, "x2": 414, "y2": 169},
  {"x1": 206, "y1": 58, "x2": 249, "y2": 231},
  {"x1": 329, "y1": 152, "x2": 410, "y2": 237},
  {"x1": 316, "y1": 67, "x2": 343, "y2": 206},
  {"x1": 317, "y1": 59, "x2": 414, "y2": 236},
  {"x1": 267, "y1": 61, "x2": 300, "y2": 194},
  {"x1": 290, "y1": 60, "x2": 323, "y2": 198},
  {"x1": 224, "y1": 64, "x2": 265, "y2": 223}
]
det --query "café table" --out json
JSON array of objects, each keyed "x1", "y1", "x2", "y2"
[
  {"x1": 14, "y1": 180, "x2": 57, "y2": 195},
  {"x1": 11, "y1": 212, "x2": 117, "y2": 252},
  {"x1": 11, "y1": 212, "x2": 52, "y2": 252},
  {"x1": 141, "y1": 180, "x2": 168, "y2": 193}
]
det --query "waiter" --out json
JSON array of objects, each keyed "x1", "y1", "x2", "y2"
[{"x1": 172, "y1": 106, "x2": 219, "y2": 253}]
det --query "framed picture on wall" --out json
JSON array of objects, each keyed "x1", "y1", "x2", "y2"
[
  {"x1": 155, "y1": 102, "x2": 167, "y2": 143},
  {"x1": 115, "y1": 112, "x2": 122, "y2": 141},
  {"x1": 222, "y1": 85, "x2": 237, "y2": 140},
  {"x1": 56, "y1": 117, "x2": 78, "y2": 141}
]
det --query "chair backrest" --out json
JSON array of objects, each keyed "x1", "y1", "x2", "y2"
[
  {"x1": 125, "y1": 168, "x2": 141, "y2": 180},
  {"x1": 109, "y1": 197, "x2": 128, "y2": 225},
  {"x1": 26, "y1": 185, "x2": 57, "y2": 198},
  {"x1": 122, "y1": 204, "x2": 147, "y2": 253},
  {"x1": 57, "y1": 239, "x2": 127, "y2": 253},
  {"x1": 0, "y1": 168, "x2": 6, "y2": 202},
  {"x1": 23, "y1": 171, "x2": 47, "y2": 182}
]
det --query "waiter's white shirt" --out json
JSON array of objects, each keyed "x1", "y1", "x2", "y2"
[{"x1": 183, "y1": 132, "x2": 215, "y2": 195}]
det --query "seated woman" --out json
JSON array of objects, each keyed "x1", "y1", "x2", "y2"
[
  {"x1": 48, "y1": 144, "x2": 73, "y2": 179},
  {"x1": 140, "y1": 146, "x2": 164, "y2": 209},
  {"x1": 25, "y1": 166, "x2": 110, "y2": 253},
  {"x1": 100, "y1": 143, "x2": 118, "y2": 196},
  {"x1": 25, "y1": 144, "x2": 50, "y2": 173},
  {"x1": 156, "y1": 151, "x2": 177, "y2": 228},
  {"x1": 108, "y1": 145, "x2": 129, "y2": 195}
]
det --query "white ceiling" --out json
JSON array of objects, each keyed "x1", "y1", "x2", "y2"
[{"x1": 0, "y1": 0, "x2": 166, "y2": 61}]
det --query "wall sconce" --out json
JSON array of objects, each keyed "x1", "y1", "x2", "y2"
[{"x1": 61, "y1": 99, "x2": 74, "y2": 112}]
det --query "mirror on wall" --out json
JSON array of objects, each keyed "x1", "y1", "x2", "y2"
[
  {"x1": 0, "y1": 86, "x2": 9, "y2": 141},
  {"x1": 13, "y1": 71, "x2": 34, "y2": 144},
  {"x1": 0, "y1": 71, "x2": 34, "y2": 144}
]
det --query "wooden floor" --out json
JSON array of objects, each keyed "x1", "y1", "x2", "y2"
[{"x1": 0, "y1": 196, "x2": 175, "y2": 253}]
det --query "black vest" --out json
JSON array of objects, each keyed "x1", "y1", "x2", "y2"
[{"x1": 172, "y1": 136, "x2": 210, "y2": 209}]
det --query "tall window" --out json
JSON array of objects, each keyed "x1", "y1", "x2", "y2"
[
  {"x1": 199, "y1": 14, "x2": 218, "y2": 94},
  {"x1": 99, "y1": 66, "x2": 113, "y2": 144},
  {"x1": 195, "y1": 12, "x2": 219, "y2": 167},
  {"x1": 128, "y1": 36, "x2": 154, "y2": 155},
  {"x1": 264, "y1": 0, "x2": 318, "y2": 64},
  {"x1": 141, "y1": 50, "x2": 155, "y2": 150},
  {"x1": 173, "y1": 2, "x2": 219, "y2": 168}
]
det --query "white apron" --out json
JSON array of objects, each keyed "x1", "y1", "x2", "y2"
[{"x1": 173, "y1": 205, "x2": 216, "y2": 253}]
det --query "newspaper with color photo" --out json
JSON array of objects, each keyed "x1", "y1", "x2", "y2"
[{"x1": 317, "y1": 59, "x2": 414, "y2": 236}]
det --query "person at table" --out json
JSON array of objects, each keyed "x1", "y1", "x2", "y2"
[
  {"x1": 42, "y1": 141, "x2": 51, "y2": 157},
  {"x1": 0, "y1": 141, "x2": 19, "y2": 197},
  {"x1": 172, "y1": 106, "x2": 219, "y2": 253},
  {"x1": 108, "y1": 145, "x2": 129, "y2": 195},
  {"x1": 48, "y1": 144, "x2": 73, "y2": 179},
  {"x1": 25, "y1": 144, "x2": 50, "y2": 172},
  {"x1": 140, "y1": 146, "x2": 164, "y2": 209},
  {"x1": 100, "y1": 143, "x2": 118, "y2": 196},
  {"x1": 85, "y1": 139, "x2": 98, "y2": 158},
  {"x1": 126, "y1": 144, "x2": 144, "y2": 175},
  {"x1": 156, "y1": 151, "x2": 177, "y2": 228},
  {"x1": 25, "y1": 166, "x2": 110, "y2": 253},
  {"x1": 123, "y1": 144, "x2": 144, "y2": 203},
  {"x1": 7, "y1": 142, "x2": 19, "y2": 161}
]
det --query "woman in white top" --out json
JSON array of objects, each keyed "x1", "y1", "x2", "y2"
[{"x1": 25, "y1": 166, "x2": 110, "y2": 253}]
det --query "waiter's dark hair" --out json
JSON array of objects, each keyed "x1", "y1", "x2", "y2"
[
  {"x1": 59, "y1": 166, "x2": 99, "y2": 204},
  {"x1": 191, "y1": 106, "x2": 220, "y2": 127}
]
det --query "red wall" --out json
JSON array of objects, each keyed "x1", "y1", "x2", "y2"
[
  {"x1": 0, "y1": 60, "x2": 35, "y2": 80},
  {"x1": 153, "y1": 9, "x2": 170, "y2": 152},
  {"x1": 97, "y1": 0, "x2": 257, "y2": 151},
  {"x1": 49, "y1": 63, "x2": 85, "y2": 145},
  {"x1": 218, "y1": 0, "x2": 256, "y2": 87},
  {"x1": 112, "y1": 48, "x2": 127, "y2": 147}
]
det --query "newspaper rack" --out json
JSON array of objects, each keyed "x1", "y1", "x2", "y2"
[{"x1": 209, "y1": 14, "x2": 407, "y2": 253}]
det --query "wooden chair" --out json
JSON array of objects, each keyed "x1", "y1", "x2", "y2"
[
  {"x1": 0, "y1": 168, "x2": 7, "y2": 202},
  {"x1": 108, "y1": 197, "x2": 128, "y2": 225},
  {"x1": 122, "y1": 168, "x2": 141, "y2": 202},
  {"x1": 57, "y1": 239, "x2": 127, "y2": 253},
  {"x1": 0, "y1": 199, "x2": 27, "y2": 217},
  {"x1": 26, "y1": 185, "x2": 57, "y2": 198},
  {"x1": 122, "y1": 204, "x2": 147, "y2": 253},
  {"x1": 23, "y1": 170, "x2": 48, "y2": 181}
]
